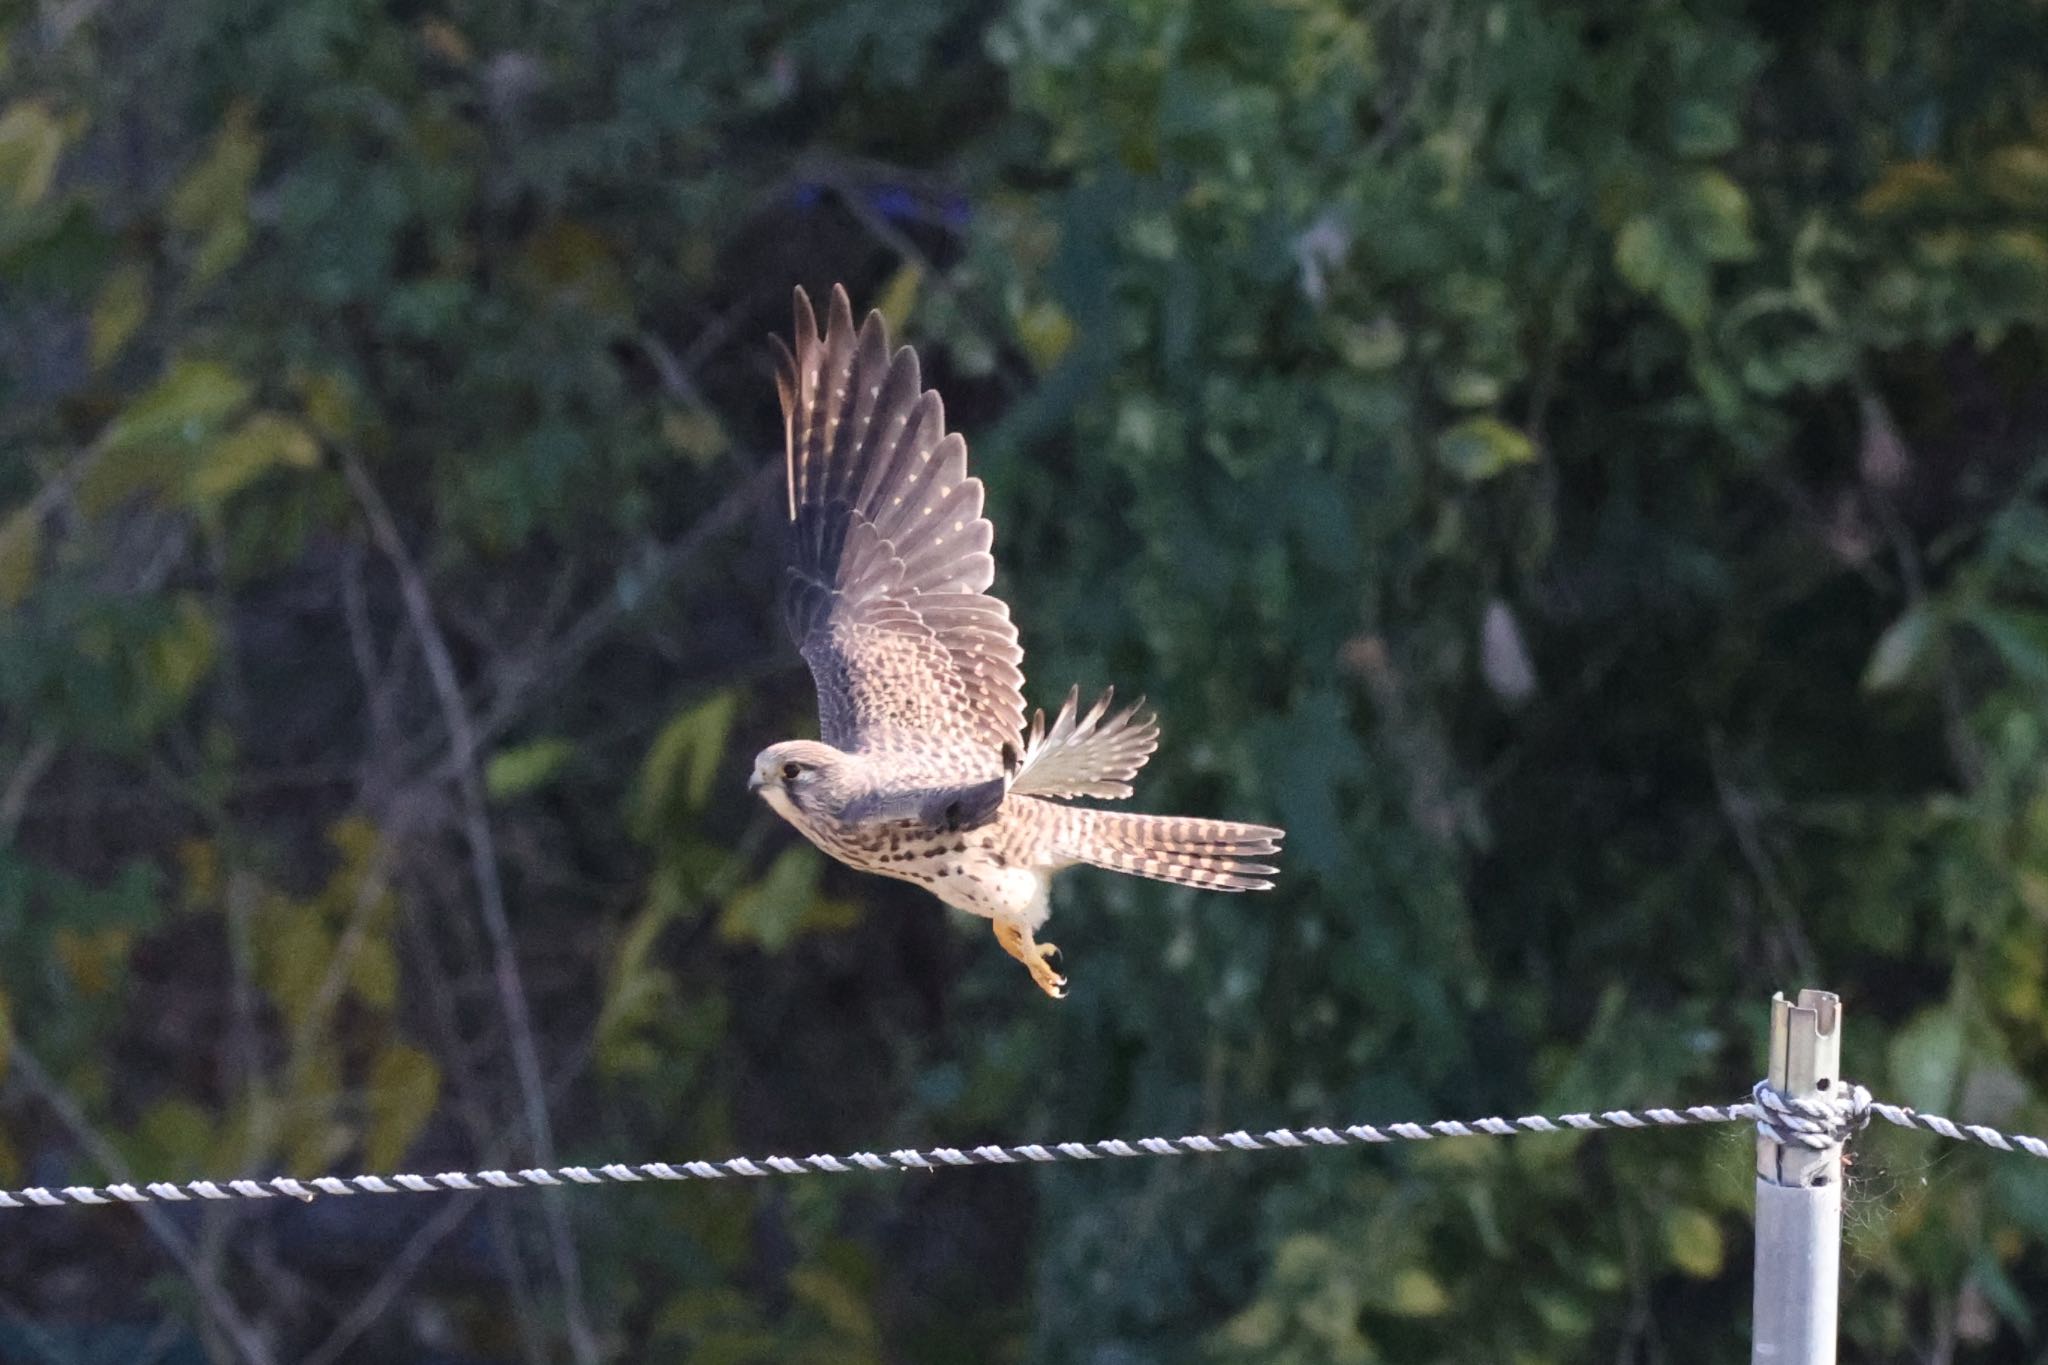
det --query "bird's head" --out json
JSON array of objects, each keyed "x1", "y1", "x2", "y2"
[{"x1": 748, "y1": 740, "x2": 849, "y2": 825}]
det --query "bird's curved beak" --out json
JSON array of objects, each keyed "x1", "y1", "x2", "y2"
[{"x1": 746, "y1": 770, "x2": 764, "y2": 794}]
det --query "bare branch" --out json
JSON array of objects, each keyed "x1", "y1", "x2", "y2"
[
  {"x1": 9, "y1": 1044, "x2": 278, "y2": 1365},
  {"x1": 0, "y1": 736, "x2": 58, "y2": 843},
  {"x1": 341, "y1": 452, "x2": 601, "y2": 1365}
]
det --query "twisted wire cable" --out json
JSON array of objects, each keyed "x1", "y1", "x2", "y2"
[{"x1": 3, "y1": 1083, "x2": 2034, "y2": 1211}]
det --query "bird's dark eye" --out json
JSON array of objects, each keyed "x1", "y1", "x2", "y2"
[{"x1": 781, "y1": 761, "x2": 803, "y2": 782}]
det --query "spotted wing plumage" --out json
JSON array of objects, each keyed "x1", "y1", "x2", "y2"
[{"x1": 775, "y1": 286, "x2": 1026, "y2": 770}]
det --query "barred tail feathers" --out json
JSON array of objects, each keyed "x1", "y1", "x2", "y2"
[{"x1": 1055, "y1": 808, "x2": 1283, "y2": 892}]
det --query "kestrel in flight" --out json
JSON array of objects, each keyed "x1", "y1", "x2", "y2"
[{"x1": 748, "y1": 286, "x2": 1284, "y2": 997}]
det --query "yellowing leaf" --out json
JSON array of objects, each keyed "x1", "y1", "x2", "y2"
[
  {"x1": 188, "y1": 412, "x2": 321, "y2": 505},
  {"x1": 519, "y1": 220, "x2": 630, "y2": 318},
  {"x1": 1980, "y1": 229, "x2": 2048, "y2": 293},
  {"x1": 167, "y1": 106, "x2": 260, "y2": 286},
  {"x1": 102, "y1": 357, "x2": 252, "y2": 455},
  {"x1": 169, "y1": 103, "x2": 260, "y2": 226},
  {"x1": 661, "y1": 406, "x2": 729, "y2": 466},
  {"x1": 189, "y1": 216, "x2": 251, "y2": 287},
  {"x1": 876, "y1": 263, "x2": 922, "y2": 334},
  {"x1": 419, "y1": 19, "x2": 474, "y2": 65},
  {"x1": 0, "y1": 101, "x2": 63, "y2": 210},
  {"x1": 54, "y1": 927, "x2": 130, "y2": 998},
  {"x1": 90, "y1": 261, "x2": 150, "y2": 368},
  {"x1": 259, "y1": 900, "x2": 334, "y2": 1028},
  {"x1": 0, "y1": 505, "x2": 40, "y2": 608},
  {"x1": 1384, "y1": 1267, "x2": 1451, "y2": 1316},
  {"x1": 1436, "y1": 416, "x2": 1536, "y2": 482},
  {"x1": 1017, "y1": 298, "x2": 1077, "y2": 369},
  {"x1": 1328, "y1": 315, "x2": 1406, "y2": 372},
  {"x1": 177, "y1": 838, "x2": 224, "y2": 908},
  {"x1": 349, "y1": 936, "x2": 398, "y2": 1009},
  {"x1": 1984, "y1": 145, "x2": 2048, "y2": 211},
  {"x1": 788, "y1": 1267, "x2": 878, "y2": 1343},
  {"x1": 365, "y1": 1042, "x2": 441, "y2": 1170},
  {"x1": 298, "y1": 369, "x2": 359, "y2": 440},
  {"x1": 1664, "y1": 1207, "x2": 1725, "y2": 1277},
  {"x1": 1858, "y1": 161, "x2": 1960, "y2": 218},
  {"x1": 140, "y1": 596, "x2": 219, "y2": 707}
]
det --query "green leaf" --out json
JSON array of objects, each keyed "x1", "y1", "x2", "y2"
[
  {"x1": 1890, "y1": 1008, "x2": 1964, "y2": 1113},
  {"x1": 1969, "y1": 609, "x2": 2048, "y2": 682},
  {"x1": 486, "y1": 737, "x2": 577, "y2": 798},
  {"x1": 1862, "y1": 605, "x2": 1935, "y2": 691},
  {"x1": 1663, "y1": 1207, "x2": 1725, "y2": 1277},
  {"x1": 1614, "y1": 215, "x2": 1672, "y2": 293},
  {"x1": 1671, "y1": 100, "x2": 1740, "y2": 157},
  {"x1": 633, "y1": 690, "x2": 740, "y2": 838},
  {"x1": 1328, "y1": 316, "x2": 1406, "y2": 372},
  {"x1": 595, "y1": 902, "x2": 683, "y2": 1078},
  {"x1": 1988, "y1": 501, "x2": 2048, "y2": 575},
  {"x1": 1681, "y1": 170, "x2": 1757, "y2": 262},
  {"x1": 1435, "y1": 416, "x2": 1535, "y2": 482},
  {"x1": 1615, "y1": 214, "x2": 1711, "y2": 327},
  {"x1": 133, "y1": 1099, "x2": 218, "y2": 1175},
  {"x1": 720, "y1": 845, "x2": 828, "y2": 952},
  {"x1": 365, "y1": 1041, "x2": 440, "y2": 1171}
]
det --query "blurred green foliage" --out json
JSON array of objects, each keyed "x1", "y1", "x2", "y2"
[{"x1": 2, "y1": 0, "x2": 2047, "y2": 1360}]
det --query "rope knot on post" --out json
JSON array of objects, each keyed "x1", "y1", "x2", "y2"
[{"x1": 1749, "y1": 1078, "x2": 1872, "y2": 1154}]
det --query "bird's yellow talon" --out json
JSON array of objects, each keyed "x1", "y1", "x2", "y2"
[{"x1": 996, "y1": 921, "x2": 1068, "y2": 998}]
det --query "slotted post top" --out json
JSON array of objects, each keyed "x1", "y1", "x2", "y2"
[{"x1": 1758, "y1": 988, "x2": 1845, "y2": 1187}]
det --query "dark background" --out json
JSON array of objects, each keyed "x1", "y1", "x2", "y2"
[{"x1": 3, "y1": 0, "x2": 2048, "y2": 1360}]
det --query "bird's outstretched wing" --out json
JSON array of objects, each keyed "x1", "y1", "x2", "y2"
[
  {"x1": 775, "y1": 285, "x2": 1026, "y2": 769},
  {"x1": 1009, "y1": 686, "x2": 1160, "y2": 800}
]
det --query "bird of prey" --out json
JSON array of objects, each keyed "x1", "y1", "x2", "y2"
[{"x1": 748, "y1": 285, "x2": 1283, "y2": 998}]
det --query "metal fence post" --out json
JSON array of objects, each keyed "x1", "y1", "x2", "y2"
[{"x1": 1752, "y1": 988, "x2": 1845, "y2": 1364}]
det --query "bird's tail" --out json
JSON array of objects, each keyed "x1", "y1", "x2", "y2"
[{"x1": 1053, "y1": 808, "x2": 1283, "y2": 892}]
